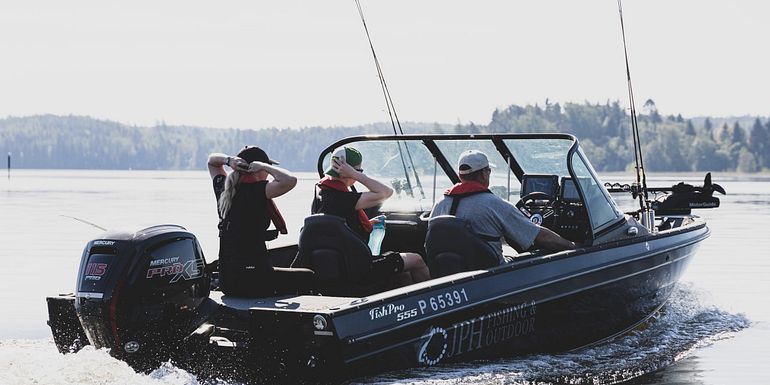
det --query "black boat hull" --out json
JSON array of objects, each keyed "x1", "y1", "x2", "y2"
[
  {"x1": 239, "y1": 223, "x2": 707, "y2": 382},
  {"x1": 345, "y1": 237, "x2": 696, "y2": 374}
]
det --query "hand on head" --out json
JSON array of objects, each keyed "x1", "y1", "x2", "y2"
[
  {"x1": 230, "y1": 157, "x2": 267, "y2": 174},
  {"x1": 246, "y1": 161, "x2": 268, "y2": 173},
  {"x1": 332, "y1": 157, "x2": 360, "y2": 179},
  {"x1": 229, "y1": 157, "x2": 247, "y2": 170}
]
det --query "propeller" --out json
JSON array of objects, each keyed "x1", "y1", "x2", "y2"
[
  {"x1": 702, "y1": 172, "x2": 726, "y2": 196},
  {"x1": 667, "y1": 172, "x2": 726, "y2": 196}
]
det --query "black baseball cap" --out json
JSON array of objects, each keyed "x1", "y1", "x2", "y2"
[{"x1": 237, "y1": 146, "x2": 279, "y2": 165}]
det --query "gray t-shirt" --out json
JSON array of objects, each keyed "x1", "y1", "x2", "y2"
[{"x1": 430, "y1": 192, "x2": 541, "y2": 263}]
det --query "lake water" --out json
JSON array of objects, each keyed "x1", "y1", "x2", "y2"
[{"x1": 0, "y1": 170, "x2": 767, "y2": 385}]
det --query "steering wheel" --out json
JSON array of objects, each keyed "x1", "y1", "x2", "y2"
[{"x1": 515, "y1": 192, "x2": 555, "y2": 225}]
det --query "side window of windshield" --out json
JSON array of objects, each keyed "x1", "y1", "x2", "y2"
[
  {"x1": 435, "y1": 140, "x2": 521, "y2": 202},
  {"x1": 571, "y1": 150, "x2": 623, "y2": 231},
  {"x1": 325, "y1": 141, "x2": 452, "y2": 211}
]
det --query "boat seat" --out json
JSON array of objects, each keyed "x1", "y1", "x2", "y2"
[
  {"x1": 292, "y1": 214, "x2": 382, "y2": 296},
  {"x1": 424, "y1": 215, "x2": 500, "y2": 278}
]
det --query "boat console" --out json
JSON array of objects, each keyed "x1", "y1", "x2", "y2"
[
  {"x1": 516, "y1": 174, "x2": 590, "y2": 243},
  {"x1": 554, "y1": 177, "x2": 590, "y2": 242},
  {"x1": 516, "y1": 174, "x2": 559, "y2": 227}
]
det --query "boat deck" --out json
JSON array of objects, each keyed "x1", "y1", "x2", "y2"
[
  {"x1": 210, "y1": 291, "x2": 357, "y2": 312},
  {"x1": 208, "y1": 269, "x2": 484, "y2": 313}
]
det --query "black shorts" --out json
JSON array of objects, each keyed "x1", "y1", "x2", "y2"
[{"x1": 368, "y1": 251, "x2": 405, "y2": 281}]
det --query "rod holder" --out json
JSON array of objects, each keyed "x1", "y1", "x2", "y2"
[{"x1": 640, "y1": 209, "x2": 656, "y2": 233}]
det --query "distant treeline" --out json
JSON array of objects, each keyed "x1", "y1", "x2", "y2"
[{"x1": 1, "y1": 100, "x2": 768, "y2": 172}]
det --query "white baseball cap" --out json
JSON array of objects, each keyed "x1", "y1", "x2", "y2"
[{"x1": 457, "y1": 150, "x2": 494, "y2": 175}]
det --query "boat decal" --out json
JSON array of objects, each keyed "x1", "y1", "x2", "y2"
[
  {"x1": 368, "y1": 288, "x2": 472, "y2": 323},
  {"x1": 416, "y1": 326, "x2": 448, "y2": 366},
  {"x1": 146, "y1": 260, "x2": 203, "y2": 283},
  {"x1": 369, "y1": 303, "x2": 406, "y2": 321},
  {"x1": 84, "y1": 262, "x2": 108, "y2": 281},
  {"x1": 149, "y1": 256, "x2": 180, "y2": 267},
  {"x1": 416, "y1": 301, "x2": 537, "y2": 365},
  {"x1": 417, "y1": 288, "x2": 470, "y2": 316}
]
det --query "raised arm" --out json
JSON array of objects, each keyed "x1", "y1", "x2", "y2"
[
  {"x1": 354, "y1": 172, "x2": 394, "y2": 210},
  {"x1": 333, "y1": 158, "x2": 393, "y2": 210},
  {"x1": 246, "y1": 161, "x2": 298, "y2": 199},
  {"x1": 207, "y1": 153, "x2": 232, "y2": 178}
]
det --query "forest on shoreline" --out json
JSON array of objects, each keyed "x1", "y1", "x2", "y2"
[{"x1": 1, "y1": 100, "x2": 768, "y2": 173}]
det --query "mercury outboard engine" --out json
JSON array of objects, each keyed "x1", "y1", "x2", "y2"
[{"x1": 73, "y1": 224, "x2": 213, "y2": 370}]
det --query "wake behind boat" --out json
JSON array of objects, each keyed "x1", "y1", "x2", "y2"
[{"x1": 46, "y1": 133, "x2": 722, "y2": 383}]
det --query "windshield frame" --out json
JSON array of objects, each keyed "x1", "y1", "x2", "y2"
[
  {"x1": 316, "y1": 133, "x2": 577, "y2": 180},
  {"x1": 316, "y1": 133, "x2": 625, "y2": 240}
]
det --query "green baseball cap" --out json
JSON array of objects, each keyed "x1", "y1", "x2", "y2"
[{"x1": 325, "y1": 147, "x2": 363, "y2": 177}]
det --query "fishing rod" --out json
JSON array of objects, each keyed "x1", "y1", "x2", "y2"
[
  {"x1": 617, "y1": 0, "x2": 650, "y2": 212},
  {"x1": 60, "y1": 215, "x2": 108, "y2": 231},
  {"x1": 354, "y1": 0, "x2": 425, "y2": 199}
]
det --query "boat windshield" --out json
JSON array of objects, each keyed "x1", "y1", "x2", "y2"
[
  {"x1": 317, "y1": 134, "x2": 624, "y2": 236},
  {"x1": 320, "y1": 140, "x2": 448, "y2": 212},
  {"x1": 503, "y1": 138, "x2": 572, "y2": 175},
  {"x1": 571, "y1": 148, "x2": 624, "y2": 231}
]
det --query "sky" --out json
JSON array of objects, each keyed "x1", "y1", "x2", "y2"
[{"x1": 0, "y1": 0, "x2": 768, "y2": 129}]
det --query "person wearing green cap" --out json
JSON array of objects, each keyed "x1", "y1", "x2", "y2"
[{"x1": 312, "y1": 146, "x2": 430, "y2": 286}]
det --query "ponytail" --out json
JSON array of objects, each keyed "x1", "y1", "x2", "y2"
[{"x1": 218, "y1": 171, "x2": 241, "y2": 219}]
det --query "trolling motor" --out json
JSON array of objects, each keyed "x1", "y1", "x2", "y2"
[
  {"x1": 648, "y1": 172, "x2": 726, "y2": 215},
  {"x1": 605, "y1": 172, "x2": 726, "y2": 218},
  {"x1": 604, "y1": 171, "x2": 725, "y2": 233}
]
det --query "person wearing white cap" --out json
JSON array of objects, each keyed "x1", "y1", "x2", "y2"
[{"x1": 430, "y1": 150, "x2": 575, "y2": 263}]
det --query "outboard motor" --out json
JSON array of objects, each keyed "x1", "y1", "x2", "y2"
[{"x1": 74, "y1": 224, "x2": 213, "y2": 370}]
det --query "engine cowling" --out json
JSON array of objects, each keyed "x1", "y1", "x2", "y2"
[{"x1": 74, "y1": 224, "x2": 211, "y2": 369}]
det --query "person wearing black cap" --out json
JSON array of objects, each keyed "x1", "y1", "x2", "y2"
[
  {"x1": 311, "y1": 146, "x2": 430, "y2": 287},
  {"x1": 207, "y1": 146, "x2": 308, "y2": 297}
]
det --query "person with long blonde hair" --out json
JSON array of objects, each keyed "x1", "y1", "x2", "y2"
[{"x1": 208, "y1": 146, "x2": 309, "y2": 297}]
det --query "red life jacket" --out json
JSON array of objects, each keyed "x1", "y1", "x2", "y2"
[
  {"x1": 444, "y1": 181, "x2": 490, "y2": 196},
  {"x1": 444, "y1": 181, "x2": 492, "y2": 217}
]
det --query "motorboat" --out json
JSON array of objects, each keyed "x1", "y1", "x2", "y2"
[{"x1": 46, "y1": 133, "x2": 722, "y2": 383}]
